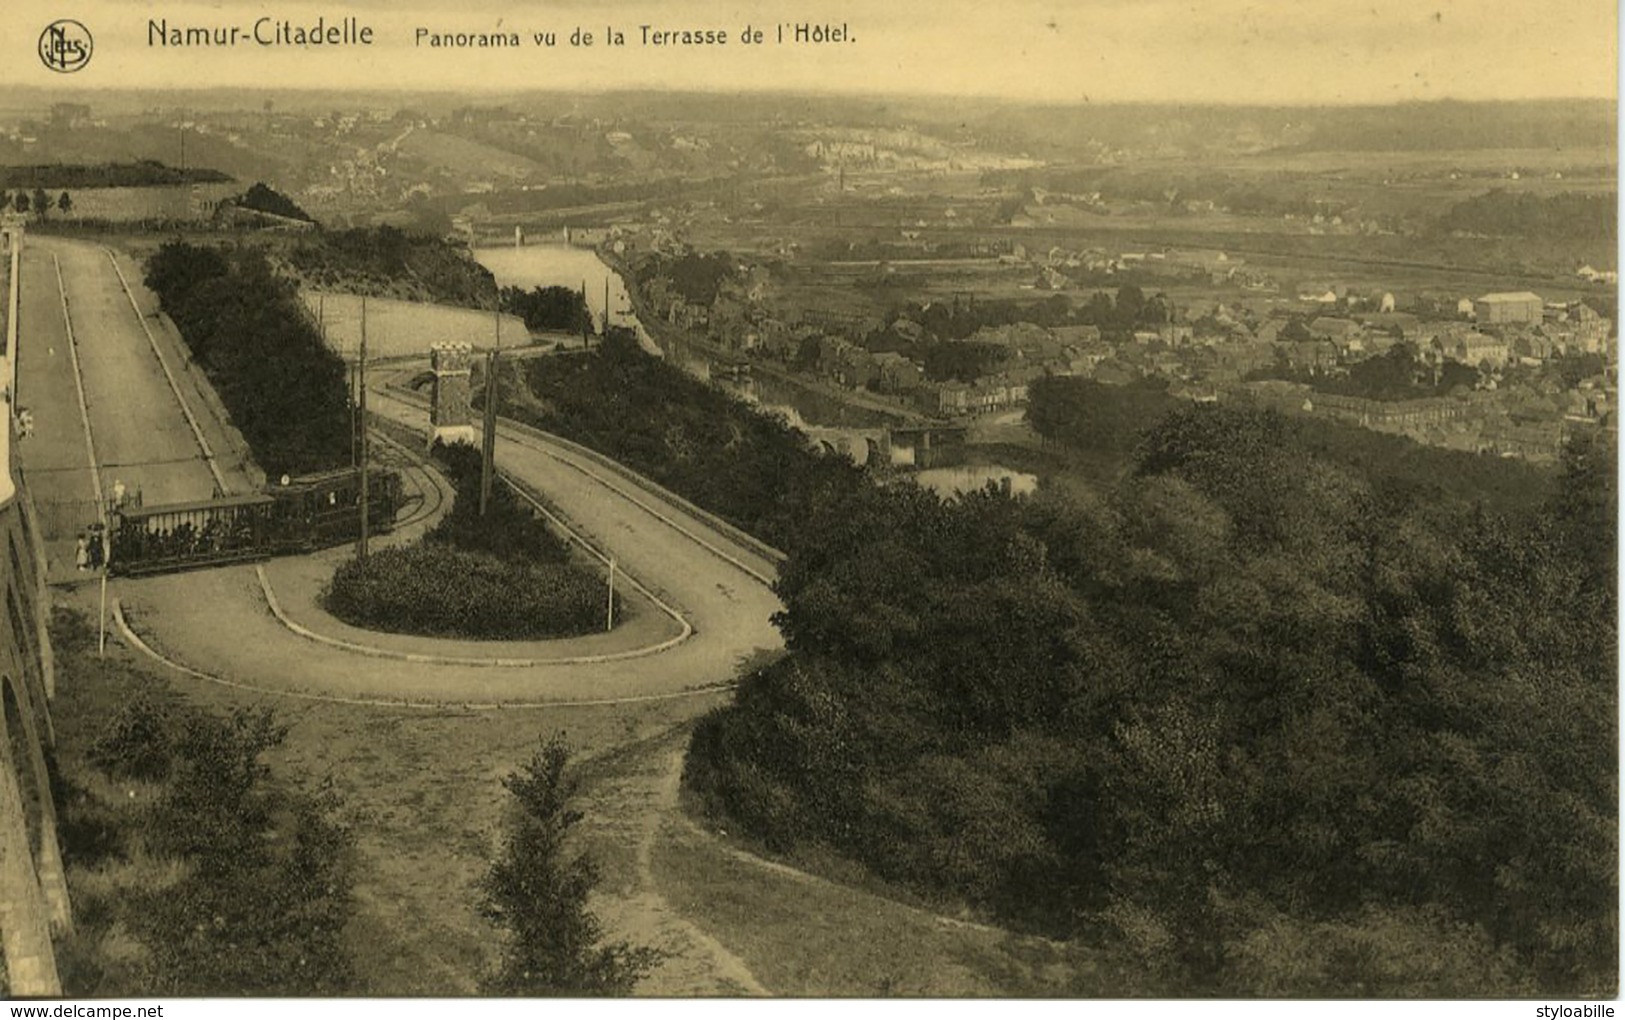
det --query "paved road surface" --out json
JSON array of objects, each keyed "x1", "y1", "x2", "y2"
[
  {"x1": 15, "y1": 242, "x2": 96, "y2": 516},
  {"x1": 118, "y1": 378, "x2": 786, "y2": 704},
  {"x1": 28, "y1": 235, "x2": 792, "y2": 992},
  {"x1": 43, "y1": 239, "x2": 220, "y2": 507},
  {"x1": 18, "y1": 237, "x2": 266, "y2": 577}
]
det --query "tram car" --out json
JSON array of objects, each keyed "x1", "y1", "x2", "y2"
[
  {"x1": 264, "y1": 466, "x2": 403, "y2": 554},
  {"x1": 108, "y1": 493, "x2": 277, "y2": 577},
  {"x1": 109, "y1": 466, "x2": 402, "y2": 577}
]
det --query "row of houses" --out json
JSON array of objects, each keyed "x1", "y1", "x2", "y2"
[{"x1": 916, "y1": 374, "x2": 1040, "y2": 416}]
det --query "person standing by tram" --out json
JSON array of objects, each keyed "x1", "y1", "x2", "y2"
[{"x1": 87, "y1": 524, "x2": 105, "y2": 571}]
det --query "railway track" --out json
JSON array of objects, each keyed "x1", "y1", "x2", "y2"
[{"x1": 366, "y1": 427, "x2": 449, "y2": 533}]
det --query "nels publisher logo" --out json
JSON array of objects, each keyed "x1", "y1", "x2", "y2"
[{"x1": 38, "y1": 19, "x2": 93, "y2": 73}]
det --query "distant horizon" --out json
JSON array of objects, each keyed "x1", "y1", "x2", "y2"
[{"x1": 0, "y1": 83, "x2": 1617, "y2": 113}]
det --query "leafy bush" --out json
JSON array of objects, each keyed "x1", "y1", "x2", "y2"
[
  {"x1": 482, "y1": 735, "x2": 659, "y2": 994},
  {"x1": 50, "y1": 609, "x2": 358, "y2": 995},
  {"x1": 324, "y1": 544, "x2": 606, "y2": 640},
  {"x1": 325, "y1": 435, "x2": 599, "y2": 640},
  {"x1": 88, "y1": 691, "x2": 174, "y2": 782},
  {"x1": 122, "y1": 706, "x2": 354, "y2": 995}
]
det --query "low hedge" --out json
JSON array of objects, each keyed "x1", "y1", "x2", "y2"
[{"x1": 323, "y1": 543, "x2": 609, "y2": 640}]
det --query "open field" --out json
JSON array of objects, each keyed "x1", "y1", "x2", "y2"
[
  {"x1": 1216, "y1": 146, "x2": 1616, "y2": 177},
  {"x1": 650, "y1": 802, "x2": 1111, "y2": 996},
  {"x1": 394, "y1": 130, "x2": 548, "y2": 184},
  {"x1": 35, "y1": 183, "x2": 242, "y2": 223},
  {"x1": 300, "y1": 291, "x2": 530, "y2": 360}
]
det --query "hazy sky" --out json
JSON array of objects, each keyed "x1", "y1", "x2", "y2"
[{"x1": 6, "y1": 0, "x2": 1618, "y2": 104}]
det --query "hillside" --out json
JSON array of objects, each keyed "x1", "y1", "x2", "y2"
[{"x1": 0, "y1": 161, "x2": 229, "y2": 188}]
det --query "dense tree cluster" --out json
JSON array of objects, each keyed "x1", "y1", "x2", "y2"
[
  {"x1": 683, "y1": 395, "x2": 1614, "y2": 994},
  {"x1": 1025, "y1": 375, "x2": 1181, "y2": 469},
  {"x1": 920, "y1": 341, "x2": 1006, "y2": 384},
  {"x1": 285, "y1": 226, "x2": 500, "y2": 309},
  {"x1": 0, "y1": 160, "x2": 229, "y2": 189},
  {"x1": 1028, "y1": 376, "x2": 1554, "y2": 514},
  {"x1": 230, "y1": 181, "x2": 314, "y2": 223},
  {"x1": 501, "y1": 335, "x2": 1612, "y2": 992},
  {"x1": 1435, "y1": 190, "x2": 1617, "y2": 242},
  {"x1": 144, "y1": 240, "x2": 351, "y2": 476},
  {"x1": 501, "y1": 284, "x2": 591, "y2": 334},
  {"x1": 512, "y1": 329, "x2": 868, "y2": 551},
  {"x1": 1247, "y1": 343, "x2": 1481, "y2": 399},
  {"x1": 632, "y1": 251, "x2": 735, "y2": 306}
]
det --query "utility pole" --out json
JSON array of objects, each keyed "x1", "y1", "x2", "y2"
[
  {"x1": 324, "y1": 294, "x2": 359, "y2": 470},
  {"x1": 606, "y1": 557, "x2": 615, "y2": 631},
  {"x1": 479, "y1": 349, "x2": 498, "y2": 516},
  {"x1": 97, "y1": 531, "x2": 108, "y2": 657},
  {"x1": 580, "y1": 279, "x2": 590, "y2": 349},
  {"x1": 349, "y1": 354, "x2": 358, "y2": 469},
  {"x1": 603, "y1": 276, "x2": 610, "y2": 335},
  {"x1": 357, "y1": 296, "x2": 370, "y2": 559}
]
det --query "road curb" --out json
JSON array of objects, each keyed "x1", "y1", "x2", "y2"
[{"x1": 113, "y1": 598, "x2": 736, "y2": 710}]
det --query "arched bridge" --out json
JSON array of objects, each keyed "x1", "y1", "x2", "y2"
[{"x1": 801, "y1": 424, "x2": 968, "y2": 469}]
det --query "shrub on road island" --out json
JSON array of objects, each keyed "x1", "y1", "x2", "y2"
[{"x1": 324, "y1": 544, "x2": 608, "y2": 640}]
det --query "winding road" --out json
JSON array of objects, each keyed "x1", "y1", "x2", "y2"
[
  {"x1": 18, "y1": 234, "x2": 798, "y2": 994},
  {"x1": 17, "y1": 235, "x2": 785, "y2": 706}
]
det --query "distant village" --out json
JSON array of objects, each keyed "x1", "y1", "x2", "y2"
[
  {"x1": 628, "y1": 239, "x2": 1617, "y2": 464},
  {"x1": 7, "y1": 100, "x2": 1615, "y2": 466}
]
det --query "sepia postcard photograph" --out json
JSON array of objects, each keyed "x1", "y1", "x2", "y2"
[{"x1": 0, "y1": 0, "x2": 1616, "y2": 1005}]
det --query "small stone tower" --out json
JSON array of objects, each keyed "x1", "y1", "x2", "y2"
[{"x1": 429, "y1": 343, "x2": 479, "y2": 448}]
